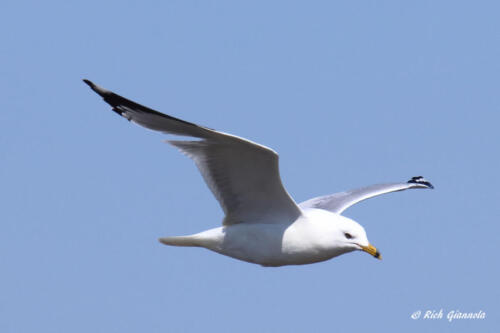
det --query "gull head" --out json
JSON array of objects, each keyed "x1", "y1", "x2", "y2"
[{"x1": 333, "y1": 216, "x2": 382, "y2": 260}]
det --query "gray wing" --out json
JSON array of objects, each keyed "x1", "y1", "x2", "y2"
[
  {"x1": 84, "y1": 80, "x2": 302, "y2": 226},
  {"x1": 299, "y1": 176, "x2": 434, "y2": 214}
]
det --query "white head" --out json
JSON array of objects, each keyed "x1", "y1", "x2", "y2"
[{"x1": 332, "y1": 215, "x2": 381, "y2": 260}]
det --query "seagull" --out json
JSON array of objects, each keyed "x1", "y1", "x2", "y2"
[{"x1": 84, "y1": 79, "x2": 434, "y2": 267}]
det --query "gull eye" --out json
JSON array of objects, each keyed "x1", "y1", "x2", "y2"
[{"x1": 344, "y1": 232, "x2": 353, "y2": 239}]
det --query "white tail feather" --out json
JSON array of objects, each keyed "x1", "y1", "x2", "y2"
[{"x1": 159, "y1": 236, "x2": 201, "y2": 247}]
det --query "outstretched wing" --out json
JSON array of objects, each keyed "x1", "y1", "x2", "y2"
[
  {"x1": 299, "y1": 176, "x2": 433, "y2": 214},
  {"x1": 84, "y1": 80, "x2": 302, "y2": 226}
]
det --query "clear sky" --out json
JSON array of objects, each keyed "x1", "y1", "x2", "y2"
[{"x1": 1, "y1": 1, "x2": 498, "y2": 332}]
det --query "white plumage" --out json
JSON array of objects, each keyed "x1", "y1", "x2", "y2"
[{"x1": 84, "y1": 80, "x2": 433, "y2": 266}]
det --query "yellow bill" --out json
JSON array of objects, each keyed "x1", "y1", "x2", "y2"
[{"x1": 360, "y1": 244, "x2": 382, "y2": 260}]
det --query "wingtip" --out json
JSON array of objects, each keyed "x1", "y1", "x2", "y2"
[
  {"x1": 407, "y1": 176, "x2": 434, "y2": 189},
  {"x1": 82, "y1": 79, "x2": 110, "y2": 96}
]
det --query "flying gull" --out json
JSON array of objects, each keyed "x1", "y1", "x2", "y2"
[{"x1": 84, "y1": 80, "x2": 433, "y2": 266}]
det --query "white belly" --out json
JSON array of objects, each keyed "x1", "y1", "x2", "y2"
[{"x1": 196, "y1": 217, "x2": 350, "y2": 266}]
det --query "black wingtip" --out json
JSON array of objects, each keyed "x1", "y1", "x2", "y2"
[
  {"x1": 82, "y1": 79, "x2": 111, "y2": 97},
  {"x1": 82, "y1": 79, "x2": 93, "y2": 86},
  {"x1": 408, "y1": 176, "x2": 434, "y2": 189}
]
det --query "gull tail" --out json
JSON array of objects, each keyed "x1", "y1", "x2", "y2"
[{"x1": 158, "y1": 235, "x2": 201, "y2": 247}]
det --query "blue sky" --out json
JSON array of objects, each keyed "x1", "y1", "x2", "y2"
[{"x1": 1, "y1": 1, "x2": 499, "y2": 332}]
